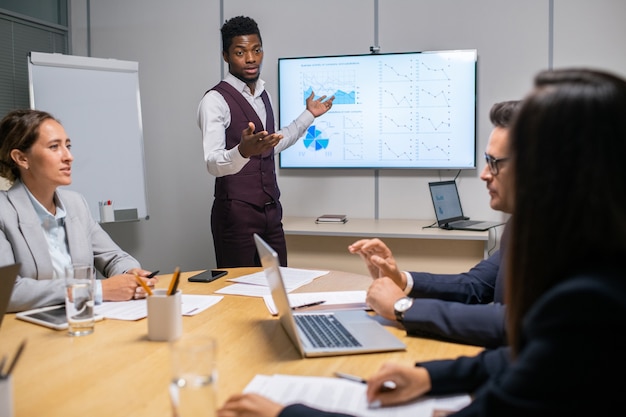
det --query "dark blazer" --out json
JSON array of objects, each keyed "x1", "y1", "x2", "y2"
[
  {"x1": 402, "y1": 225, "x2": 508, "y2": 347},
  {"x1": 278, "y1": 271, "x2": 626, "y2": 416},
  {"x1": 403, "y1": 250, "x2": 506, "y2": 347},
  {"x1": 280, "y1": 404, "x2": 352, "y2": 417},
  {"x1": 423, "y1": 270, "x2": 626, "y2": 416}
]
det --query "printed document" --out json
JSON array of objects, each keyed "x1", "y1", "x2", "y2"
[
  {"x1": 216, "y1": 267, "x2": 329, "y2": 297},
  {"x1": 244, "y1": 374, "x2": 471, "y2": 417},
  {"x1": 262, "y1": 291, "x2": 368, "y2": 315},
  {"x1": 96, "y1": 294, "x2": 223, "y2": 320}
]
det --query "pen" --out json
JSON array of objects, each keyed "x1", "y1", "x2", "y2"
[
  {"x1": 147, "y1": 270, "x2": 160, "y2": 278},
  {"x1": 291, "y1": 300, "x2": 326, "y2": 310},
  {"x1": 2, "y1": 339, "x2": 26, "y2": 379},
  {"x1": 334, "y1": 371, "x2": 397, "y2": 392},
  {"x1": 167, "y1": 266, "x2": 181, "y2": 296},
  {"x1": 134, "y1": 273, "x2": 153, "y2": 296}
]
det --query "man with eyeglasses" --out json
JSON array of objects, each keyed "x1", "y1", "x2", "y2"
[{"x1": 348, "y1": 100, "x2": 520, "y2": 348}]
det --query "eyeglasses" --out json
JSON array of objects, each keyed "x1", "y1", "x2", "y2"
[{"x1": 484, "y1": 152, "x2": 509, "y2": 176}]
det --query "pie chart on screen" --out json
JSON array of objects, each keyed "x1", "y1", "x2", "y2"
[{"x1": 303, "y1": 125, "x2": 329, "y2": 151}]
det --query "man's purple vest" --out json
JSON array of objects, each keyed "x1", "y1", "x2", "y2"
[{"x1": 209, "y1": 81, "x2": 280, "y2": 208}]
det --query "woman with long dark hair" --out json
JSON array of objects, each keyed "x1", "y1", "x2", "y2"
[{"x1": 217, "y1": 68, "x2": 626, "y2": 417}]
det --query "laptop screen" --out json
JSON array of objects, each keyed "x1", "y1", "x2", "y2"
[
  {"x1": 254, "y1": 234, "x2": 308, "y2": 356},
  {"x1": 428, "y1": 181, "x2": 466, "y2": 225},
  {"x1": 253, "y1": 233, "x2": 406, "y2": 357}
]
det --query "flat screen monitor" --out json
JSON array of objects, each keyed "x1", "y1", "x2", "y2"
[{"x1": 277, "y1": 49, "x2": 477, "y2": 169}]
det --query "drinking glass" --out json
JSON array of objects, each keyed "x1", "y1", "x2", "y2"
[
  {"x1": 64, "y1": 264, "x2": 96, "y2": 336},
  {"x1": 169, "y1": 336, "x2": 217, "y2": 417}
]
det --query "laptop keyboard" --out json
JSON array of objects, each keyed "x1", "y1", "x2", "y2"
[{"x1": 294, "y1": 314, "x2": 362, "y2": 348}]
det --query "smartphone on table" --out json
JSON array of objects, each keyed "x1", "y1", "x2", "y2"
[{"x1": 187, "y1": 269, "x2": 228, "y2": 283}]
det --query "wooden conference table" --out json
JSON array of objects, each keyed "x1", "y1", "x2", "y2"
[{"x1": 0, "y1": 268, "x2": 483, "y2": 417}]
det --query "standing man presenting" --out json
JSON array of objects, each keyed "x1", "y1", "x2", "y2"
[{"x1": 197, "y1": 16, "x2": 334, "y2": 268}]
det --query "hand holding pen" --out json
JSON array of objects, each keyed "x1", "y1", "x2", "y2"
[
  {"x1": 131, "y1": 267, "x2": 178, "y2": 298},
  {"x1": 335, "y1": 371, "x2": 396, "y2": 392},
  {"x1": 360, "y1": 363, "x2": 433, "y2": 409},
  {"x1": 134, "y1": 273, "x2": 153, "y2": 297},
  {"x1": 335, "y1": 370, "x2": 401, "y2": 410},
  {"x1": 129, "y1": 269, "x2": 159, "y2": 299}
]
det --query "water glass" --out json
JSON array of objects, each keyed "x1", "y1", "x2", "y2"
[
  {"x1": 169, "y1": 336, "x2": 217, "y2": 417},
  {"x1": 64, "y1": 264, "x2": 96, "y2": 336}
]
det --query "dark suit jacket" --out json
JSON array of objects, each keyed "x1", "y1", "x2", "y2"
[
  {"x1": 402, "y1": 223, "x2": 508, "y2": 347},
  {"x1": 279, "y1": 271, "x2": 626, "y2": 416},
  {"x1": 423, "y1": 270, "x2": 626, "y2": 416},
  {"x1": 403, "y1": 248, "x2": 506, "y2": 347}
]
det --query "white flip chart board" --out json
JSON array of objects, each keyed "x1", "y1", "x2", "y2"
[{"x1": 28, "y1": 51, "x2": 148, "y2": 222}]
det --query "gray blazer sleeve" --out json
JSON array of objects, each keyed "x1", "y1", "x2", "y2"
[{"x1": 0, "y1": 181, "x2": 140, "y2": 312}]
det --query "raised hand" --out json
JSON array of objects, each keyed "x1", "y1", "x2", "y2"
[
  {"x1": 238, "y1": 122, "x2": 284, "y2": 158},
  {"x1": 305, "y1": 91, "x2": 335, "y2": 117}
]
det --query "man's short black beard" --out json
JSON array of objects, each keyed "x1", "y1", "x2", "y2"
[{"x1": 233, "y1": 73, "x2": 259, "y2": 85}]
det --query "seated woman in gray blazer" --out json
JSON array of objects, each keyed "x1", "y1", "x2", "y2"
[{"x1": 0, "y1": 109, "x2": 157, "y2": 312}]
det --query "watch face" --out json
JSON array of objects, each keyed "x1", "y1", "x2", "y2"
[{"x1": 395, "y1": 297, "x2": 413, "y2": 312}]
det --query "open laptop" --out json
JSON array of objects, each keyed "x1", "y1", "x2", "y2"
[
  {"x1": 429, "y1": 180, "x2": 504, "y2": 231},
  {"x1": 254, "y1": 234, "x2": 406, "y2": 358},
  {"x1": 0, "y1": 263, "x2": 20, "y2": 329}
]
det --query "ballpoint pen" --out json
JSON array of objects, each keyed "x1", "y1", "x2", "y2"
[
  {"x1": 1, "y1": 339, "x2": 26, "y2": 379},
  {"x1": 334, "y1": 371, "x2": 397, "y2": 392},
  {"x1": 291, "y1": 300, "x2": 326, "y2": 310}
]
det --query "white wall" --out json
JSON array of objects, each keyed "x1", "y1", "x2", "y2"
[
  {"x1": 68, "y1": 0, "x2": 626, "y2": 274},
  {"x1": 71, "y1": 0, "x2": 221, "y2": 273}
]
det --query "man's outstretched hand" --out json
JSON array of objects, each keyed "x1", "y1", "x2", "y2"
[{"x1": 238, "y1": 122, "x2": 284, "y2": 158}]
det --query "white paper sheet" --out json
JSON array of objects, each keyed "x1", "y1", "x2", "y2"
[
  {"x1": 215, "y1": 267, "x2": 329, "y2": 297},
  {"x1": 227, "y1": 267, "x2": 328, "y2": 287},
  {"x1": 244, "y1": 374, "x2": 471, "y2": 417},
  {"x1": 95, "y1": 294, "x2": 223, "y2": 320},
  {"x1": 262, "y1": 291, "x2": 368, "y2": 315}
]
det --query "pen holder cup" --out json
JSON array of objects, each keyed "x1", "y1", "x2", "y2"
[
  {"x1": 99, "y1": 204, "x2": 115, "y2": 223},
  {"x1": 147, "y1": 289, "x2": 182, "y2": 342},
  {"x1": 0, "y1": 375, "x2": 14, "y2": 417}
]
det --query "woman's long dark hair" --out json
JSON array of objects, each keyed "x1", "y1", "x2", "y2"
[{"x1": 506, "y1": 68, "x2": 626, "y2": 354}]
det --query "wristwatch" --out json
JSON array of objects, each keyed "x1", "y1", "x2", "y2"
[{"x1": 393, "y1": 297, "x2": 414, "y2": 322}]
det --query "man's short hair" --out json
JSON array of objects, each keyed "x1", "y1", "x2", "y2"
[
  {"x1": 490, "y1": 100, "x2": 521, "y2": 128},
  {"x1": 221, "y1": 16, "x2": 262, "y2": 53}
]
